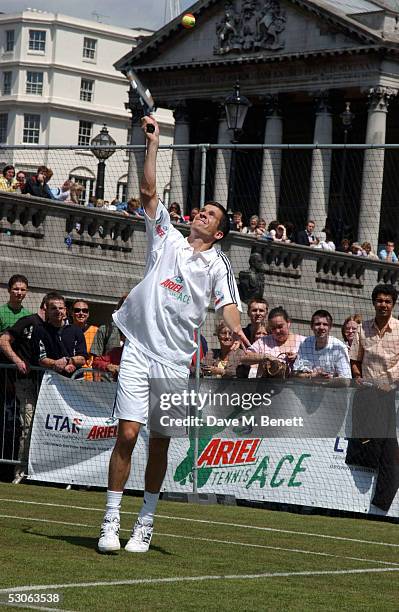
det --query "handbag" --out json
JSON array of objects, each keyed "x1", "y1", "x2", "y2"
[{"x1": 257, "y1": 352, "x2": 289, "y2": 379}]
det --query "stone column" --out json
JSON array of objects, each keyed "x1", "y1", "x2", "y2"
[
  {"x1": 126, "y1": 91, "x2": 146, "y2": 201},
  {"x1": 308, "y1": 91, "x2": 333, "y2": 232},
  {"x1": 169, "y1": 102, "x2": 190, "y2": 213},
  {"x1": 259, "y1": 95, "x2": 283, "y2": 221},
  {"x1": 358, "y1": 87, "x2": 397, "y2": 249},
  {"x1": 213, "y1": 106, "x2": 231, "y2": 208}
]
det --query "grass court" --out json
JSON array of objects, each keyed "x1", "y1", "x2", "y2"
[{"x1": 0, "y1": 482, "x2": 398, "y2": 611}]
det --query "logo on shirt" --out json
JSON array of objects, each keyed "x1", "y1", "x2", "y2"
[
  {"x1": 155, "y1": 224, "x2": 167, "y2": 237},
  {"x1": 160, "y1": 275, "x2": 191, "y2": 305},
  {"x1": 214, "y1": 290, "x2": 224, "y2": 306}
]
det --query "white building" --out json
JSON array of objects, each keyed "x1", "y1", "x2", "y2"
[{"x1": 0, "y1": 9, "x2": 174, "y2": 203}]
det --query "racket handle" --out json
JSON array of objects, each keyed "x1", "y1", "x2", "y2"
[{"x1": 146, "y1": 124, "x2": 155, "y2": 133}]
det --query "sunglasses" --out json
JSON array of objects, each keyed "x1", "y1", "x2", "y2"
[{"x1": 74, "y1": 308, "x2": 89, "y2": 314}]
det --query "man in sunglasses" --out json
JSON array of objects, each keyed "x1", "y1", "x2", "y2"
[{"x1": 71, "y1": 300, "x2": 98, "y2": 378}]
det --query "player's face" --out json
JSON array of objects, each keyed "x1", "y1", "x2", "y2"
[
  {"x1": 248, "y1": 303, "x2": 267, "y2": 324},
  {"x1": 9, "y1": 282, "x2": 28, "y2": 305},
  {"x1": 46, "y1": 300, "x2": 66, "y2": 326},
  {"x1": 192, "y1": 205, "x2": 224, "y2": 242},
  {"x1": 73, "y1": 301, "x2": 89, "y2": 326},
  {"x1": 311, "y1": 316, "x2": 331, "y2": 338},
  {"x1": 269, "y1": 316, "x2": 290, "y2": 344},
  {"x1": 373, "y1": 293, "x2": 394, "y2": 318}
]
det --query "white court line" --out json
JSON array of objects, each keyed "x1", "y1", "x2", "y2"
[
  {"x1": 0, "y1": 497, "x2": 398, "y2": 549},
  {"x1": 1, "y1": 513, "x2": 398, "y2": 568},
  {"x1": 0, "y1": 567, "x2": 398, "y2": 594}
]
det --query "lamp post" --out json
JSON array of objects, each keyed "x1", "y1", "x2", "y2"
[
  {"x1": 90, "y1": 124, "x2": 116, "y2": 200},
  {"x1": 224, "y1": 82, "x2": 251, "y2": 213},
  {"x1": 337, "y1": 101, "x2": 355, "y2": 243}
]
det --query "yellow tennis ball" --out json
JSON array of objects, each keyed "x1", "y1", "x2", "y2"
[{"x1": 181, "y1": 13, "x2": 196, "y2": 29}]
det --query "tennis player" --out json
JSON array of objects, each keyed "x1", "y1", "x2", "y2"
[{"x1": 98, "y1": 116, "x2": 249, "y2": 553}]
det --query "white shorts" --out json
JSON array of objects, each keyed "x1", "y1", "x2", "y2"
[{"x1": 113, "y1": 339, "x2": 189, "y2": 435}]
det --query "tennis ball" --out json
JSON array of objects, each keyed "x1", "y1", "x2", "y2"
[{"x1": 181, "y1": 13, "x2": 196, "y2": 29}]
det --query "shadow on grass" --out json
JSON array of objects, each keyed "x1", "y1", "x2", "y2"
[{"x1": 23, "y1": 528, "x2": 171, "y2": 555}]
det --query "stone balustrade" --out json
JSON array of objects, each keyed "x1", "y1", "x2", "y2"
[{"x1": 0, "y1": 191, "x2": 397, "y2": 333}]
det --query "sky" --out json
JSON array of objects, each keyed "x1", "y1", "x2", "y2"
[{"x1": 0, "y1": 0, "x2": 194, "y2": 31}]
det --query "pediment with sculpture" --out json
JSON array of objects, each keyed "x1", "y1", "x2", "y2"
[{"x1": 215, "y1": 0, "x2": 287, "y2": 55}]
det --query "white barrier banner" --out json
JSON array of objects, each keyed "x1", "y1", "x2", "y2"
[{"x1": 28, "y1": 373, "x2": 399, "y2": 517}]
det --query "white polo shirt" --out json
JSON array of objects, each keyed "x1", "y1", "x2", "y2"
[
  {"x1": 113, "y1": 202, "x2": 241, "y2": 373},
  {"x1": 293, "y1": 335, "x2": 351, "y2": 378}
]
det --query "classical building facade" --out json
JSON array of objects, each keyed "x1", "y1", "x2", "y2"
[
  {"x1": 115, "y1": 0, "x2": 399, "y2": 247},
  {"x1": 0, "y1": 9, "x2": 173, "y2": 202}
]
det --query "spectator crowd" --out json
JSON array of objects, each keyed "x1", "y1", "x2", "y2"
[
  {"x1": 1, "y1": 163, "x2": 397, "y2": 261},
  {"x1": 0, "y1": 271, "x2": 397, "y2": 510}
]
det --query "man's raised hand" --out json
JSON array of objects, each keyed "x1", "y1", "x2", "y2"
[{"x1": 141, "y1": 116, "x2": 159, "y2": 141}]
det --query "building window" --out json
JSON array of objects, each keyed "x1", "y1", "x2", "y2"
[
  {"x1": 23, "y1": 114, "x2": 40, "y2": 144},
  {"x1": 2, "y1": 72, "x2": 11, "y2": 95},
  {"x1": 83, "y1": 37, "x2": 97, "y2": 61},
  {"x1": 26, "y1": 71, "x2": 43, "y2": 95},
  {"x1": 5, "y1": 30, "x2": 14, "y2": 52},
  {"x1": 69, "y1": 175, "x2": 94, "y2": 205},
  {"x1": 117, "y1": 181, "x2": 127, "y2": 202},
  {"x1": 0, "y1": 114, "x2": 8, "y2": 143},
  {"x1": 28, "y1": 30, "x2": 46, "y2": 52},
  {"x1": 80, "y1": 78, "x2": 94, "y2": 102},
  {"x1": 78, "y1": 120, "x2": 92, "y2": 146}
]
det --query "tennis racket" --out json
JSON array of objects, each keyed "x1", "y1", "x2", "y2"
[{"x1": 126, "y1": 68, "x2": 156, "y2": 133}]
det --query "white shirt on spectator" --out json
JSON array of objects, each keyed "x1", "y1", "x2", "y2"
[
  {"x1": 114, "y1": 202, "x2": 241, "y2": 373},
  {"x1": 293, "y1": 335, "x2": 351, "y2": 378}
]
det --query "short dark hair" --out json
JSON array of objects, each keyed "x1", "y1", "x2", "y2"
[
  {"x1": 2, "y1": 164, "x2": 15, "y2": 177},
  {"x1": 203, "y1": 201, "x2": 230, "y2": 241},
  {"x1": 311, "y1": 309, "x2": 333, "y2": 327},
  {"x1": 8, "y1": 274, "x2": 28, "y2": 290},
  {"x1": 371, "y1": 284, "x2": 398, "y2": 306},
  {"x1": 268, "y1": 306, "x2": 290, "y2": 322},
  {"x1": 247, "y1": 298, "x2": 269, "y2": 313},
  {"x1": 37, "y1": 165, "x2": 48, "y2": 175},
  {"x1": 44, "y1": 292, "x2": 65, "y2": 308},
  {"x1": 40, "y1": 291, "x2": 63, "y2": 310},
  {"x1": 71, "y1": 298, "x2": 89, "y2": 309}
]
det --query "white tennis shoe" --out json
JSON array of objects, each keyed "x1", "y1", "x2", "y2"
[
  {"x1": 98, "y1": 516, "x2": 121, "y2": 553},
  {"x1": 125, "y1": 518, "x2": 153, "y2": 553}
]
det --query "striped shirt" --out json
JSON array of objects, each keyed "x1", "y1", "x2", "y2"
[{"x1": 114, "y1": 202, "x2": 241, "y2": 372}]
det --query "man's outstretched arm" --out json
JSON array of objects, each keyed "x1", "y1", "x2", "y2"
[
  {"x1": 140, "y1": 116, "x2": 159, "y2": 219},
  {"x1": 222, "y1": 303, "x2": 250, "y2": 348}
]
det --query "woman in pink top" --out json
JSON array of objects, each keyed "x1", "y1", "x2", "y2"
[{"x1": 243, "y1": 306, "x2": 305, "y2": 378}]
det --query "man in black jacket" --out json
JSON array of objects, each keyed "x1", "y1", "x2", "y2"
[
  {"x1": 296, "y1": 220, "x2": 316, "y2": 246},
  {"x1": 31, "y1": 293, "x2": 87, "y2": 377},
  {"x1": 22, "y1": 166, "x2": 53, "y2": 199},
  {"x1": 0, "y1": 291, "x2": 57, "y2": 482}
]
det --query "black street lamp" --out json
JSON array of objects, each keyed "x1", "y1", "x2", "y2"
[
  {"x1": 90, "y1": 124, "x2": 116, "y2": 200},
  {"x1": 337, "y1": 101, "x2": 355, "y2": 242},
  {"x1": 224, "y1": 82, "x2": 251, "y2": 213}
]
